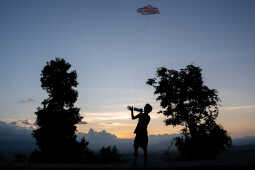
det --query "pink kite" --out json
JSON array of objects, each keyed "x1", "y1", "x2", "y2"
[{"x1": 137, "y1": 4, "x2": 160, "y2": 15}]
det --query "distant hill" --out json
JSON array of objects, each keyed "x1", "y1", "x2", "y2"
[
  {"x1": 1, "y1": 120, "x2": 255, "y2": 155},
  {"x1": 232, "y1": 136, "x2": 255, "y2": 146}
]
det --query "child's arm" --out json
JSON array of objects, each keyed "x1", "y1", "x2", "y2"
[
  {"x1": 132, "y1": 109, "x2": 142, "y2": 120},
  {"x1": 128, "y1": 106, "x2": 141, "y2": 120},
  {"x1": 132, "y1": 113, "x2": 141, "y2": 120}
]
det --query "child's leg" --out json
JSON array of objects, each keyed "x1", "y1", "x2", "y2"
[
  {"x1": 143, "y1": 135, "x2": 148, "y2": 166},
  {"x1": 133, "y1": 144, "x2": 138, "y2": 165},
  {"x1": 143, "y1": 146, "x2": 148, "y2": 165},
  {"x1": 134, "y1": 145, "x2": 138, "y2": 157}
]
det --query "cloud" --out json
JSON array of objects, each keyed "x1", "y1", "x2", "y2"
[
  {"x1": 83, "y1": 111, "x2": 160, "y2": 123},
  {"x1": 0, "y1": 120, "x2": 36, "y2": 153},
  {"x1": 18, "y1": 97, "x2": 36, "y2": 104},
  {"x1": 77, "y1": 128, "x2": 180, "y2": 153},
  {"x1": 221, "y1": 105, "x2": 255, "y2": 111},
  {"x1": 79, "y1": 121, "x2": 88, "y2": 124},
  {"x1": 7, "y1": 119, "x2": 38, "y2": 130},
  {"x1": 10, "y1": 119, "x2": 89, "y2": 129},
  {"x1": 22, "y1": 120, "x2": 35, "y2": 125},
  {"x1": 83, "y1": 112, "x2": 130, "y2": 121},
  {"x1": 232, "y1": 136, "x2": 255, "y2": 146}
]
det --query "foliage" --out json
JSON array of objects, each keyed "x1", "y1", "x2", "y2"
[
  {"x1": 32, "y1": 58, "x2": 88, "y2": 162},
  {"x1": 147, "y1": 64, "x2": 232, "y2": 159},
  {"x1": 99, "y1": 146, "x2": 121, "y2": 163},
  {"x1": 14, "y1": 153, "x2": 28, "y2": 163},
  {"x1": 147, "y1": 65, "x2": 220, "y2": 135},
  {"x1": 175, "y1": 123, "x2": 232, "y2": 160}
]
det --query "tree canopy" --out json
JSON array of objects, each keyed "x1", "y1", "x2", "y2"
[{"x1": 147, "y1": 64, "x2": 231, "y2": 159}]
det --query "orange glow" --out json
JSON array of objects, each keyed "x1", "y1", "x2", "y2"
[{"x1": 76, "y1": 105, "x2": 255, "y2": 139}]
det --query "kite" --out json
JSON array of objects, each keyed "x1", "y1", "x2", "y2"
[{"x1": 137, "y1": 4, "x2": 160, "y2": 15}]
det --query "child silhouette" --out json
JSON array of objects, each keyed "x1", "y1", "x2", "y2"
[{"x1": 128, "y1": 104, "x2": 152, "y2": 166}]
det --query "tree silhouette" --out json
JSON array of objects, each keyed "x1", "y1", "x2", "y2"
[
  {"x1": 32, "y1": 58, "x2": 88, "y2": 162},
  {"x1": 147, "y1": 64, "x2": 231, "y2": 159},
  {"x1": 99, "y1": 146, "x2": 121, "y2": 163},
  {"x1": 175, "y1": 122, "x2": 232, "y2": 159}
]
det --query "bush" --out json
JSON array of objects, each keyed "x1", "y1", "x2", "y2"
[
  {"x1": 99, "y1": 146, "x2": 121, "y2": 163},
  {"x1": 175, "y1": 123, "x2": 232, "y2": 160}
]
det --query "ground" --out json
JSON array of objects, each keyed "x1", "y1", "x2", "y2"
[{"x1": 1, "y1": 148, "x2": 255, "y2": 169}]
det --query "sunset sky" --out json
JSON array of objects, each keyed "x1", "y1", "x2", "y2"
[{"x1": 0, "y1": 0, "x2": 255, "y2": 139}]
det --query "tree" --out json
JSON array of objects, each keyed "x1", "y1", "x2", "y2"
[
  {"x1": 147, "y1": 64, "x2": 231, "y2": 159},
  {"x1": 32, "y1": 58, "x2": 88, "y2": 162}
]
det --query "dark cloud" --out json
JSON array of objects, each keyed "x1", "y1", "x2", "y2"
[
  {"x1": 9, "y1": 121, "x2": 17, "y2": 125},
  {"x1": 232, "y1": 136, "x2": 255, "y2": 146},
  {"x1": 78, "y1": 129, "x2": 179, "y2": 153},
  {"x1": 78, "y1": 128, "x2": 120, "y2": 152},
  {"x1": 0, "y1": 120, "x2": 36, "y2": 153},
  {"x1": 18, "y1": 97, "x2": 36, "y2": 104}
]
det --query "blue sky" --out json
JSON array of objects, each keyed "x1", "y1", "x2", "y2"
[{"x1": 0, "y1": 0, "x2": 255, "y2": 138}]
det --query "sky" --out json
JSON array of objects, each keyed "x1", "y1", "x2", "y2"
[{"x1": 0, "y1": 0, "x2": 255, "y2": 139}]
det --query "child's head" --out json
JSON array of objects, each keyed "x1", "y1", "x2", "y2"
[{"x1": 144, "y1": 103, "x2": 152, "y2": 114}]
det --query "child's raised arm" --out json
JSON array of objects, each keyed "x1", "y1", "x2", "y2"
[{"x1": 127, "y1": 106, "x2": 142, "y2": 120}]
